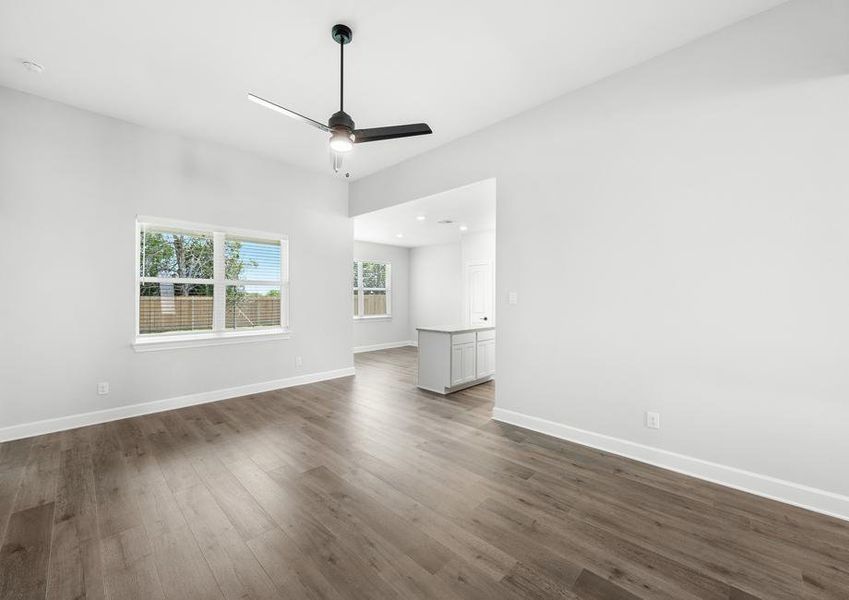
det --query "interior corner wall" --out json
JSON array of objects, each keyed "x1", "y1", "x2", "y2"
[
  {"x1": 353, "y1": 241, "x2": 411, "y2": 349},
  {"x1": 409, "y1": 243, "x2": 463, "y2": 341},
  {"x1": 350, "y1": 0, "x2": 849, "y2": 515},
  {"x1": 408, "y1": 231, "x2": 495, "y2": 342},
  {"x1": 0, "y1": 85, "x2": 353, "y2": 435}
]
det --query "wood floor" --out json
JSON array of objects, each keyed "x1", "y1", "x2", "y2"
[{"x1": 1, "y1": 348, "x2": 848, "y2": 599}]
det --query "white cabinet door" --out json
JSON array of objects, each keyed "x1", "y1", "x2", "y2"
[
  {"x1": 476, "y1": 339, "x2": 495, "y2": 378},
  {"x1": 452, "y1": 342, "x2": 477, "y2": 386},
  {"x1": 461, "y1": 343, "x2": 476, "y2": 382},
  {"x1": 451, "y1": 344, "x2": 464, "y2": 386}
]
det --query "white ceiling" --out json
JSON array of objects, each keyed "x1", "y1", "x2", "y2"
[
  {"x1": 0, "y1": 0, "x2": 787, "y2": 180},
  {"x1": 354, "y1": 179, "x2": 495, "y2": 248}
]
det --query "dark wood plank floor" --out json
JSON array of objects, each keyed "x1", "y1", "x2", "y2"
[{"x1": 2, "y1": 347, "x2": 848, "y2": 599}]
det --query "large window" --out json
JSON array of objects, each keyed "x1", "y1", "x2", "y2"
[
  {"x1": 136, "y1": 217, "x2": 288, "y2": 349},
  {"x1": 353, "y1": 260, "x2": 391, "y2": 319}
]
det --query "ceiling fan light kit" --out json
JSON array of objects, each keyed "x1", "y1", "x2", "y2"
[
  {"x1": 329, "y1": 129, "x2": 354, "y2": 152},
  {"x1": 249, "y1": 23, "x2": 432, "y2": 173}
]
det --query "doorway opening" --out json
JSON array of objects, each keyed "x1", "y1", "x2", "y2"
[{"x1": 351, "y1": 178, "x2": 496, "y2": 395}]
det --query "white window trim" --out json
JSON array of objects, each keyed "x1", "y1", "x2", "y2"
[
  {"x1": 353, "y1": 259, "x2": 392, "y2": 320},
  {"x1": 133, "y1": 216, "x2": 290, "y2": 351}
]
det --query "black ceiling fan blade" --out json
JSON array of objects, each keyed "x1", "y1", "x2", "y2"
[
  {"x1": 353, "y1": 123, "x2": 432, "y2": 143},
  {"x1": 247, "y1": 93, "x2": 330, "y2": 133}
]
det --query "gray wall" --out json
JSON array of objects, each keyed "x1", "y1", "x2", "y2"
[
  {"x1": 0, "y1": 86, "x2": 352, "y2": 430},
  {"x1": 353, "y1": 241, "x2": 411, "y2": 349},
  {"x1": 351, "y1": 0, "x2": 849, "y2": 501}
]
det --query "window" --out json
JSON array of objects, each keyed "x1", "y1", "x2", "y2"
[
  {"x1": 135, "y1": 217, "x2": 288, "y2": 349},
  {"x1": 353, "y1": 260, "x2": 391, "y2": 319}
]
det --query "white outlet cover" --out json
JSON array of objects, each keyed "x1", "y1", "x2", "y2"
[
  {"x1": 646, "y1": 411, "x2": 660, "y2": 429},
  {"x1": 508, "y1": 292, "x2": 518, "y2": 305},
  {"x1": 97, "y1": 382, "x2": 110, "y2": 395}
]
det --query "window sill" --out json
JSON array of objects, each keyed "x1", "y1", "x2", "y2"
[
  {"x1": 353, "y1": 315, "x2": 392, "y2": 322},
  {"x1": 133, "y1": 328, "x2": 290, "y2": 352}
]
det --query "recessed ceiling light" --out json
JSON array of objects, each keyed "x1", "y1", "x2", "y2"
[
  {"x1": 416, "y1": 215, "x2": 426, "y2": 221},
  {"x1": 395, "y1": 233, "x2": 404, "y2": 238},
  {"x1": 459, "y1": 225, "x2": 469, "y2": 232},
  {"x1": 22, "y1": 60, "x2": 45, "y2": 73}
]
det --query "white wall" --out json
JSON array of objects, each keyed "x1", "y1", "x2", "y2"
[
  {"x1": 408, "y1": 231, "x2": 496, "y2": 341},
  {"x1": 353, "y1": 241, "x2": 411, "y2": 350},
  {"x1": 351, "y1": 0, "x2": 849, "y2": 515},
  {"x1": 409, "y1": 243, "x2": 463, "y2": 341},
  {"x1": 461, "y1": 230, "x2": 496, "y2": 266},
  {"x1": 0, "y1": 86, "x2": 352, "y2": 434},
  {"x1": 356, "y1": 232, "x2": 493, "y2": 347}
]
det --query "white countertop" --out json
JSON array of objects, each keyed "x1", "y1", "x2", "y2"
[{"x1": 416, "y1": 325, "x2": 495, "y2": 334}]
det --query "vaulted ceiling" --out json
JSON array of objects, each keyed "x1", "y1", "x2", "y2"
[{"x1": 0, "y1": 0, "x2": 787, "y2": 180}]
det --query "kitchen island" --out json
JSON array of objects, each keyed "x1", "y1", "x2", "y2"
[{"x1": 416, "y1": 325, "x2": 495, "y2": 394}]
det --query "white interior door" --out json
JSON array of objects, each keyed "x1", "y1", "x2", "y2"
[{"x1": 467, "y1": 263, "x2": 493, "y2": 326}]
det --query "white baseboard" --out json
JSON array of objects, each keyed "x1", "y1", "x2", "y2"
[
  {"x1": 0, "y1": 367, "x2": 356, "y2": 443},
  {"x1": 492, "y1": 407, "x2": 849, "y2": 523},
  {"x1": 353, "y1": 340, "x2": 415, "y2": 354}
]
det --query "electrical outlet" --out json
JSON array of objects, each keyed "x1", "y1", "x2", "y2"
[
  {"x1": 508, "y1": 292, "x2": 518, "y2": 305},
  {"x1": 646, "y1": 411, "x2": 660, "y2": 429},
  {"x1": 295, "y1": 356, "x2": 303, "y2": 368},
  {"x1": 97, "y1": 382, "x2": 110, "y2": 395}
]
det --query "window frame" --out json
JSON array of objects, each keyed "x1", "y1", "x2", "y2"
[
  {"x1": 133, "y1": 216, "x2": 289, "y2": 351},
  {"x1": 353, "y1": 259, "x2": 392, "y2": 320}
]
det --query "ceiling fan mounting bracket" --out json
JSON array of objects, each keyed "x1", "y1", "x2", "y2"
[{"x1": 332, "y1": 24, "x2": 352, "y2": 45}]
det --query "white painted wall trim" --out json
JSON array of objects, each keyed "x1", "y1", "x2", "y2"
[
  {"x1": 492, "y1": 407, "x2": 849, "y2": 523},
  {"x1": 0, "y1": 367, "x2": 356, "y2": 443},
  {"x1": 353, "y1": 340, "x2": 415, "y2": 354}
]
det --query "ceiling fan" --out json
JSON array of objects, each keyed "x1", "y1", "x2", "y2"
[{"x1": 248, "y1": 24, "x2": 432, "y2": 173}]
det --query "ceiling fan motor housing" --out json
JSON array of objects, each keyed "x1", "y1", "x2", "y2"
[{"x1": 328, "y1": 110, "x2": 355, "y2": 132}]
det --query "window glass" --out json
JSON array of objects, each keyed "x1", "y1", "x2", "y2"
[
  {"x1": 362, "y1": 262, "x2": 386, "y2": 288},
  {"x1": 353, "y1": 260, "x2": 390, "y2": 318},
  {"x1": 137, "y1": 220, "x2": 287, "y2": 339},
  {"x1": 140, "y1": 230, "x2": 213, "y2": 279},
  {"x1": 225, "y1": 285, "x2": 281, "y2": 329},
  {"x1": 363, "y1": 289, "x2": 387, "y2": 316},
  {"x1": 225, "y1": 237, "x2": 281, "y2": 281},
  {"x1": 139, "y1": 283, "x2": 213, "y2": 334}
]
